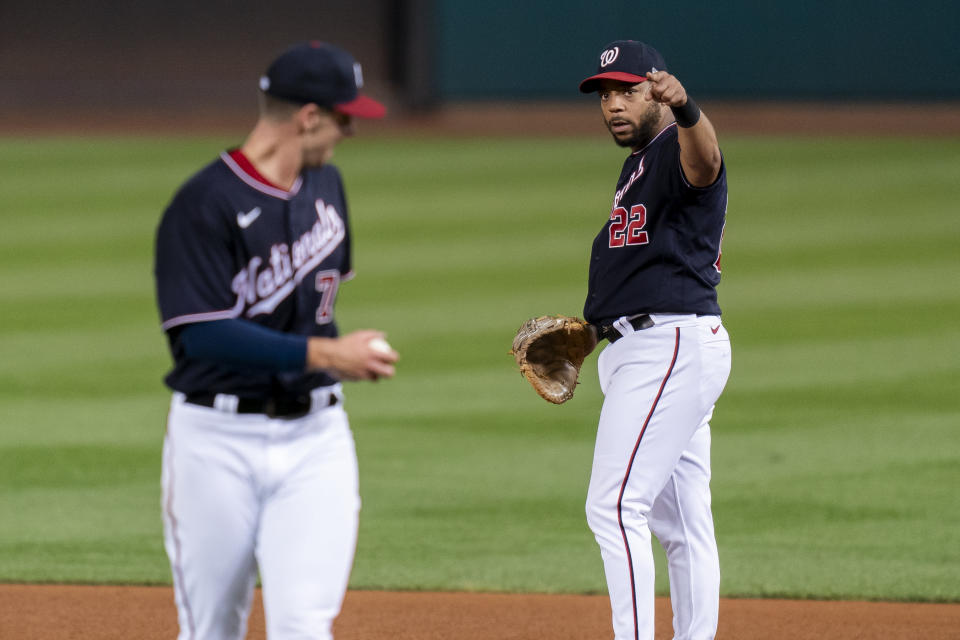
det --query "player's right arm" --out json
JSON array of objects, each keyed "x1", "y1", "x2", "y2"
[
  {"x1": 178, "y1": 319, "x2": 397, "y2": 381},
  {"x1": 644, "y1": 70, "x2": 722, "y2": 187}
]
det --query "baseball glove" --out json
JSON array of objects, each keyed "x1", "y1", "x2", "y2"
[{"x1": 510, "y1": 315, "x2": 598, "y2": 404}]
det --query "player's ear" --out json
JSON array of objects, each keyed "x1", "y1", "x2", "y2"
[{"x1": 296, "y1": 103, "x2": 323, "y2": 133}]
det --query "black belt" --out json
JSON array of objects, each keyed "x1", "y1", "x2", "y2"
[
  {"x1": 597, "y1": 314, "x2": 654, "y2": 343},
  {"x1": 184, "y1": 392, "x2": 338, "y2": 419}
]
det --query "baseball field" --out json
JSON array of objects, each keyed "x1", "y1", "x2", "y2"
[{"x1": 1, "y1": 114, "x2": 959, "y2": 637}]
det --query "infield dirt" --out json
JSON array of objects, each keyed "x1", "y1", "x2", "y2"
[
  {"x1": 4, "y1": 101, "x2": 960, "y2": 137},
  {"x1": 3, "y1": 584, "x2": 959, "y2": 639}
]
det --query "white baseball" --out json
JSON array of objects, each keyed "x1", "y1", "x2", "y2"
[{"x1": 368, "y1": 337, "x2": 394, "y2": 355}]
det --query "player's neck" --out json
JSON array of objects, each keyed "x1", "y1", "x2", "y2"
[{"x1": 240, "y1": 123, "x2": 303, "y2": 190}]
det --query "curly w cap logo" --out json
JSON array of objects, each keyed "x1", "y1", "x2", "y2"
[{"x1": 600, "y1": 47, "x2": 620, "y2": 67}]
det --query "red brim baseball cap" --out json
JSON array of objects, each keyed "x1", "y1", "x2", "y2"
[
  {"x1": 578, "y1": 71, "x2": 649, "y2": 93},
  {"x1": 261, "y1": 41, "x2": 387, "y2": 120},
  {"x1": 579, "y1": 40, "x2": 667, "y2": 93},
  {"x1": 334, "y1": 94, "x2": 387, "y2": 119}
]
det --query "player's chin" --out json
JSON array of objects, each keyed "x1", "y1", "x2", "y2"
[
  {"x1": 609, "y1": 130, "x2": 639, "y2": 148},
  {"x1": 606, "y1": 123, "x2": 636, "y2": 146},
  {"x1": 303, "y1": 147, "x2": 335, "y2": 168}
]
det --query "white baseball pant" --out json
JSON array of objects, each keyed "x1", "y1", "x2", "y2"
[
  {"x1": 586, "y1": 314, "x2": 731, "y2": 640},
  {"x1": 161, "y1": 385, "x2": 360, "y2": 640}
]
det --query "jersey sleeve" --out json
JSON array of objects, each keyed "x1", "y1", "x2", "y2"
[
  {"x1": 669, "y1": 133, "x2": 726, "y2": 196},
  {"x1": 154, "y1": 185, "x2": 243, "y2": 331}
]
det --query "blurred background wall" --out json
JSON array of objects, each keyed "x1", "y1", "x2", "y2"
[
  {"x1": 0, "y1": 0, "x2": 393, "y2": 118},
  {"x1": 434, "y1": 0, "x2": 958, "y2": 101},
  {"x1": 1, "y1": 0, "x2": 957, "y2": 126}
]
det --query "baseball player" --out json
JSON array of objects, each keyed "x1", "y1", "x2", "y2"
[
  {"x1": 153, "y1": 42, "x2": 398, "y2": 640},
  {"x1": 578, "y1": 41, "x2": 731, "y2": 640}
]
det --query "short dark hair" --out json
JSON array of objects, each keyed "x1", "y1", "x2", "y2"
[{"x1": 258, "y1": 91, "x2": 306, "y2": 121}]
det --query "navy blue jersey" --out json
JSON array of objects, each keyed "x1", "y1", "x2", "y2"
[
  {"x1": 154, "y1": 150, "x2": 352, "y2": 398},
  {"x1": 584, "y1": 124, "x2": 727, "y2": 325}
]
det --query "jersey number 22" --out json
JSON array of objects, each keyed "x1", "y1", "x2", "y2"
[{"x1": 609, "y1": 204, "x2": 649, "y2": 248}]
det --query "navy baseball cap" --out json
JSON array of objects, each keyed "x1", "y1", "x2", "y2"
[
  {"x1": 579, "y1": 40, "x2": 667, "y2": 93},
  {"x1": 259, "y1": 41, "x2": 386, "y2": 119}
]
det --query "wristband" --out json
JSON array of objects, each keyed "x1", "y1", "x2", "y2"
[{"x1": 671, "y1": 97, "x2": 701, "y2": 128}]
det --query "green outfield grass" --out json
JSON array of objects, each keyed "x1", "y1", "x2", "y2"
[{"x1": 0, "y1": 133, "x2": 958, "y2": 602}]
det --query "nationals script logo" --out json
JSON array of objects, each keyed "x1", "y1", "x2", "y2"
[
  {"x1": 600, "y1": 47, "x2": 620, "y2": 67},
  {"x1": 231, "y1": 199, "x2": 345, "y2": 317},
  {"x1": 613, "y1": 157, "x2": 645, "y2": 209}
]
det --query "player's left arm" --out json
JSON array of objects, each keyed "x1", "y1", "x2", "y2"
[{"x1": 645, "y1": 70, "x2": 722, "y2": 188}]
